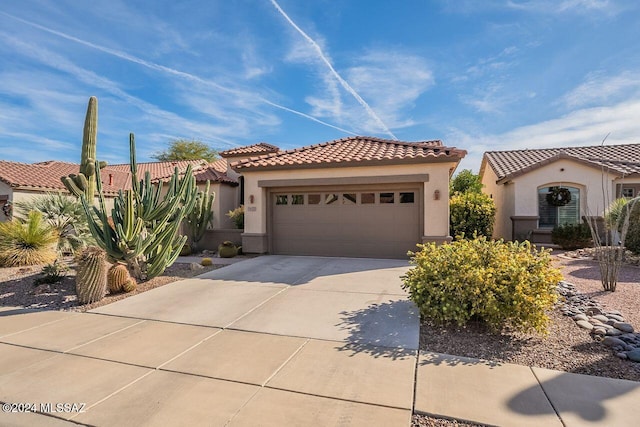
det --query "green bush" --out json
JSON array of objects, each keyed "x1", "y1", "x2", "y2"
[
  {"x1": 551, "y1": 223, "x2": 592, "y2": 250},
  {"x1": 402, "y1": 237, "x2": 561, "y2": 333},
  {"x1": 626, "y1": 202, "x2": 640, "y2": 255},
  {"x1": 450, "y1": 192, "x2": 496, "y2": 239}
]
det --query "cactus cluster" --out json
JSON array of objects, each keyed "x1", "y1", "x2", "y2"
[
  {"x1": 61, "y1": 97, "x2": 107, "y2": 200},
  {"x1": 81, "y1": 133, "x2": 200, "y2": 280},
  {"x1": 75, "y1": 246, "x2": 108, "y2": 304},
  {"x1": 186, "y1": 181, "x2": 215, "y2": 252}
]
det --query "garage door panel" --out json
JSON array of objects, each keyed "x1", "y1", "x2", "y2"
[{"x1": 271, "y1": 189, "x2": 421, "y2": 259}]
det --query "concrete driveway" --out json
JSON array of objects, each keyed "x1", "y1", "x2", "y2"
[{"x1": 0, "y1": 255, "x2": 419, "y2": 426}]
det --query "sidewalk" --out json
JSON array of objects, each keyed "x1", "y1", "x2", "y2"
[
  {"x1": 0, "y1": 255, "x2": 639, "y2": 426},
  {"x1": 415, "y1": 352, "x2": 640, "y2": 426}
]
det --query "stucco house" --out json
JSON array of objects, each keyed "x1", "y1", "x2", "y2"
[
  {"x1": 1, "y1": 136, "x2": 465, "y2": 259},
  {"x1": 480, "y1": 143, "x2": 640, "y2": 243},
  {"x1": 231, "y1": 136, "x2": 466, "y2": 258},
  {"x1": 0, "y1": 158, "x2": 237, "y2": 228}
]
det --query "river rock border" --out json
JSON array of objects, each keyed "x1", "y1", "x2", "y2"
[{"x1": 557, "y1": 281, "x2": 640, "y2": 363}]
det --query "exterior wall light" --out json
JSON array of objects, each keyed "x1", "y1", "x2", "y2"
[
  {"x1": 434, "y1": 190, "x2": 440, "y2": 200},
  {"x1": 249, "y1": 195, "x2": 255, "y2": 204}
]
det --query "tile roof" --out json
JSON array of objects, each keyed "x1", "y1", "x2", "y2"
[
  {"x1": 219, "y1": 142, "x2": 280, "y2": 157},
  {"x1": 194, "y1": 158, "x2": 238, "y2": 185},
  {"x1": 0, "y1": 160, "x2": 126, "y2": 195},
  {"x1": 0, "y1": 158, "x2": 236, "y2": 195},
  {"x1": 231, "y1": 136, "x2": 465, "y2": 171},
  {"x1": 107, "y1": 159, "x2": 208, "y2": 181},
  {"x1": 483, "y1": 143, "x2": 640, "y2": 183}
]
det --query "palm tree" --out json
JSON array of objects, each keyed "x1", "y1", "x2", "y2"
[
  {"x1": 0, "y1": 211, "x2": 59, "y2": 266},
  {"x1": 15, "y1": 193, "x2": 93, "y2": 255}
]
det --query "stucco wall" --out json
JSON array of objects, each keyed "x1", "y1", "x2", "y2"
[
  {"x1": 481, "y1": 165, "x2": 514, "y2": 240},
  {"x1": 241, "y1": 162, "x2": 455, "y2": 240},
  {"x1": 512, "y1": 159, "x2": 618, "y2": 218}
]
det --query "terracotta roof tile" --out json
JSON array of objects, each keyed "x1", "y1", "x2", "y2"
[
  {"x1": 0, "y1": 158, "x2": 231, "y2": 195},
  {"x1": 194, "y1": 158, "x2": 238, "y2": 185},
  {"x1": 219, "y1": 142, "x2": 280, "y2": 157},
  {"x1": 231, "y1": 136, "x2": 464, "y2": 171},
  {"x1": 484, "y1": 143, "x2": 640, "y2": 182}
]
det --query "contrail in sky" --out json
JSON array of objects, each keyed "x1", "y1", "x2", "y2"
[
  {"x1": 269, "y1": 0, "x2": 398, "y2": 140},
  {"x1": 0, "y1": 11, "x2": 359, "y2": 137}
]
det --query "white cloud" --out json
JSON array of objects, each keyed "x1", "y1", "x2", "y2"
[
  {"x1": 270, "y1": 0, "x2": 396, "y2": 138},
  {"x1": 562, "y1": 71, "x2": 640, "y2": 108},
  {"x1": 506, "y1": 0, "x2": 622, "y2": 15},
  {"x1": 449, "y1": 98, "x2": 640, "y2": 172}
]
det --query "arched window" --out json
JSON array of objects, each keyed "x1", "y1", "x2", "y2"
[{"x1": 538, "y1": 186, "x2": 580, "y2": 228}]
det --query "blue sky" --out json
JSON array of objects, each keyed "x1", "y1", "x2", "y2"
[{"x1": 1, "y1": 0, "x2": 639, "y2": 171}]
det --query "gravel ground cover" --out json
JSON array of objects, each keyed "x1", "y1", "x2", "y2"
[{"x1": 0, "y1": 260, "x2": 222, "y2": 312}]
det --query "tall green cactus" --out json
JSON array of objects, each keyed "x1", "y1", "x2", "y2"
[
  {"x1": 76, "y1": 246, "x2": 108, "y2": 304},
  {"x1": 61, "y1": 96, "x2": 107, "y2": 200},
  {"x1": 186, "y1": 181, "x2": 215, "y2": 252},
  {"x1": 81, "y1": 133, "x2": 202, "y2": 280}
]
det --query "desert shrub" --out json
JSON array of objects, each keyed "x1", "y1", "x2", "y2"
[
  {"x1": 0, "y1": 211, "x2": 59, "y2": 267},
  {"x1": 450, "y1": 192, "x2": 496, "y2": 239},
  {"x1": 15, "y1": 193, "x2": 93, "y2": 255},
  {"x1": 402, "y1": 237, "x2": 561, "y2": 333},
  {"x1": 626, "y1": 203, "x2": 640, "y2": 255},
  {"x1": 551, "y1": 223, "x2": 592, "y2": 250},
  {"x1": 34, "y1": 260, "x2": 69, "y2": 285},
  {"x1": 226, "y1": 205, "x2": 244, "y2": 229}
]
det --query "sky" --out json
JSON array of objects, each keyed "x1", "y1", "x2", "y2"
[{"x1": 1, "y1": 0, "x2": 639, "y2": 172}]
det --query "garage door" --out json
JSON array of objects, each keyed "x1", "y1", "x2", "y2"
[{"x1": 271, "y1": 189, "x2": 421, "y2": 258}]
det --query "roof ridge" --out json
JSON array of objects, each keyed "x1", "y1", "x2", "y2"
[{"x1": 486, "y1": 142, "x2": 640, "y2": 155}]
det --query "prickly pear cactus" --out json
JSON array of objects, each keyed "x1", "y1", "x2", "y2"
[
  {"x1": 107, "y1": 263, "x2": 130, "y2": 293},
  {"x1": 76, "y1": 246, "x2": 108, "y2": 304}
]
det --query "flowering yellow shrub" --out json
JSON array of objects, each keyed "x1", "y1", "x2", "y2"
[{"x1": 402, "y1": 237, "x2": 562, "y2": 334}]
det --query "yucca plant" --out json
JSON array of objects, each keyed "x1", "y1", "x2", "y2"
[
  {"x1": 15, "y1": 193, "x2": 93, "y2": 255},
  {"x1": 0, "y1": 211, "x2": 59, "y2": 267}
]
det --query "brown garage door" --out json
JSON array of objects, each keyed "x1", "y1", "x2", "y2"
[{"x1": 271, "y1": 189, "x2": 421, "y2": 258}]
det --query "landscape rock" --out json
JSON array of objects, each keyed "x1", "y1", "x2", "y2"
[
  {"x1": 606, "y1": 328, "x2": 623, "y2": 336},
  {"x1": 613, "y1": 322, "x2": 634, "y2": 333},
  {"x1": 627, "y1": 349, "x2": 640, "y2": 363},
  {"x1": 572, "y1": 313, "x2": 588, "y2": 322},
  {"x1": 616, "y1": 352, "x2": 628, "y2": 360},
  {"x1": 592, "y1": 314, "x2": 610, "y2": 323},
  {"x1": 576, "y1": 320, "x2": 594, "y2": 330},
  {"x1": 607, "y1": 314, "x2": 625, "y2": 322},
  {"x1": 602, "y1": 337, "x2": 626, "y2": 348},
  {"x1": 189, "y1": 262, "x2": 204, "y2": 271}
]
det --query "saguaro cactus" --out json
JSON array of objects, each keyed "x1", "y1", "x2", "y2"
[
  {"x1": 186, "y1": 181, "x2": 215, "y2": 252},
  {"x1": 76, "y1": 246, "x2": 108, "y2": 304},
  {"x1": 62, "y1": 96, "x2": 107, "y2": 200},
  {"x1": 81, "y1": 133, "x2": 202, "y2": 280}
]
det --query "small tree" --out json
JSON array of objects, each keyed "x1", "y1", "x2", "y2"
[
  {"x1": 153, "y1": 139, "x2": 218, "y2": 162},
  {"x1": 450, "y1": 169, "x2": 483, "y2": 195},
  {"x1": 450, "y1": 192, "x2": 496, "y2": 239}
]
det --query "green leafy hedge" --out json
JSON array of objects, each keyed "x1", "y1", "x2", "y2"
[
  {"x1": 450, "y1": 192, "x2": 496, "y2": 239},
  {"x1": 402, "y1": 237, "x2": 561, "y2": 333},
  {"x1": 551, "y1": 223, "x2": 592, "y2": 250}
]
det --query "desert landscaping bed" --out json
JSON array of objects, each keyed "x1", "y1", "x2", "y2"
[{"x1": 0, "y1": 260, "x2": 223, "y2": 312}]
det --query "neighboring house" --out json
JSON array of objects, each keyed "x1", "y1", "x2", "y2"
[
  {"x1": 480, "y1": 143, "x2": 640, "y2": 243},
  {"x1": 231, "y1": 136, "x2": 466, "y2": 258},
  {"x1": 0, "y1": 159, "x2": 236, "y2": 228}
]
